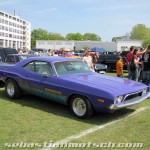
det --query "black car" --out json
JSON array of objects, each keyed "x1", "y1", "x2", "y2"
[
  {"x1": 0, "y1": 48, "x2": 17, "y2": 62},
  {"x1": 97, "y1": 54, "x2": 118, "y2": 72},
  {"x1": 94, "y1": 63, "x2": 107, "y2": 74},
  {"x1": 5, "y1": 54, "x2": 35, "y2": 64},
  {"x1": 97, "y1": 54, "x2": 127, "y2": 72}
]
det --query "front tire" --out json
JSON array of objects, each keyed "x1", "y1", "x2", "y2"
[
  {"x1": 5, "y1": 79, "x2": 23, "y2": 99},
  {"x1": 70, "y1": 95, "x2": 94, "y2": 119}
]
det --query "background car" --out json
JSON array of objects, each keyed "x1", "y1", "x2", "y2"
[
  {"x1": 94, "y1": 63, "x2": 107, "y2": 74},
  {"x1": 5, "y1": 54, "x2": 35, "y2": 64},
  {"x1": 98, "y1": 54, "x2": 127, "y2": 72},
  {"x1": 0, "y1": 48, "x2": 17, "y2": 62}
]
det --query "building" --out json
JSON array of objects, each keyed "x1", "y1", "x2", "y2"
[
  {"x1": 36, "y1": 39, "x2": 143, "y2": 52},
  {"x1": 36, "y1": 40, "x2": 74, "y2": 50},
  {"x1": 74, "y1": 41, "x2": 117, "y2": 52},
  {"x1": 0, "y1": 10, "x2": 31, "y2": 50},
  {"x1": 116, "y1": 40, "x2": 143, "y2": 51},
  {"x1": 112, "y1": 35, "x2": 130, "y2": 42}
]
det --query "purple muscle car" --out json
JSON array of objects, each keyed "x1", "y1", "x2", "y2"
[{"x1": 0, "y1": 57, "x2": 149, "y2": 118}]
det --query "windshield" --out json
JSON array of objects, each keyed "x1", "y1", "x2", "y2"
[{"x1": 54, "y1": 61, "x2": 92, "y2": 76}]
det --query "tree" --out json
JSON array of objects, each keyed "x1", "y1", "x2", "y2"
[
  {"x1": 31, "y1": 28, "x2": 50, "y2": 48},
  {"x1": 49, "y1": 33, "x2": 65, "y2": 40},
  {"x1": 83, "y1": 33, "x2": 101, "y2": 41},
  {"x1": 66, "y1": 33, "x2": 83, "y2": 40},
  {"x1": 31, "y1": 29, "x2": 65, "y2": 48},
  {"x1": 142, "y1": 38, "x2": 150, "y2": 48},
  {"x1": 130, "y1": 24, "x2": 149, "y2": 40}
]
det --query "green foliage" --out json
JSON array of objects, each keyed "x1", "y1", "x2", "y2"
[
  {"x1": 130, "y1": 24, "x2": 149, "y2": 40},
  {"x1": 83, "y1": 33, "x2": 101, "y2": 41},
  {"x1": 31, "y1": 28, "x2": 49, "y2": 48},
  {"x1": 66, "y1": 33, "x2": 83, "y2": 40},
  {"x1": 66, "y1": 33, "x2": 101, "y2": 41},
  {"x1": 31, "y1": 28, "x2": 49, "y2": 40},
  {"x1": 142, "y1": 38, "x2": 150, "y2": 48},
  {"x1": 0, "y1": 85, "x2": 150, "y2": 150},
  {"x1": 31, "y1": 29, "x2": 65, "y2": 48},
  {"x1": 49, "y1": 32, "x2": 65, "y2": 40},
  {"x1": 31, "y1": 29, "x2": 102, "y2": 48}
]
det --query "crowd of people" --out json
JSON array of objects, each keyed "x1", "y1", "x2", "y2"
[
  {"x1": 115, "y1": 45, "x2": 150, "y2": 86},
  {"x1": 125, "y1": 45, "x2": 150, "y2": 86},
  {"x1": 82, "y1": 48, "x2": 100, "y2": 71},
  {"x1": 82, "y1": 46, "x2": 150, "y2": 87},
  {"x1": 17, "y1": 48, "x2": 59, "y2": 56}
]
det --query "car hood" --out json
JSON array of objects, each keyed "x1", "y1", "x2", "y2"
[{"x1": 60, "y1": 73, "x2": 147, "y2": 96}]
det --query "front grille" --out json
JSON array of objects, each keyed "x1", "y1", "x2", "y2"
[{"x1": 124, "y1": 91, "x2": 143, "y2": 102}]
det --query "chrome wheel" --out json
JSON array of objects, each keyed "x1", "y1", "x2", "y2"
[
  {"x1": 5, "y1": 79, "x2": 23, "y2": 99},
  {"x1": 72, "y1": 98, "x2": 86, "y2": 116},
  {"x1": 7, "y1": 82, "x2": 15, "y2": 96}
]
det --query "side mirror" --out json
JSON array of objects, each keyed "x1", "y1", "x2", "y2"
[{"x1": 42, "y1": 71, "x2": 49, "y2": 77}]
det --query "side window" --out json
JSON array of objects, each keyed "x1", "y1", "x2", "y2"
[
  {"x1": 24, "y1": 61, "x2": 54, "y2": 76},
  {"x1": 35, "y1": 61, "x2": 54, "y2": 76},
  {"x1": 5, "y1": 56, "x2": 15, "y2": 63},
  {"x1": 24, "y1": 62, "x2": 35, "y2": 72}
]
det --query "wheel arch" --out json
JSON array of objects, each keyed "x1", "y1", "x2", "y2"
[
  {"x1": 67, "y1": 93, "x2": 94, "y2": 109},
  {"x1": 0, "y1": 77, "x2": 15, "y2": 88}
]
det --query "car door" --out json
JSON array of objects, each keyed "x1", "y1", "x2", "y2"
[{"x1": 20, "y1": 60, "x2": 66, "y2": 104}]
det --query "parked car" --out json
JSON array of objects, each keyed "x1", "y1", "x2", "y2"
[
  {"x1": 94, "y1": 63, "x2": 107, "y2": 74},
  {"x1": 0, "y1": 48, "x2": 17, "y2": 62},
  {"x1": 98, "y1": 54, "x2": 127, "y2": 72},
  {"x1": 5, "y1": 54, "x2": 35, "y2": 64},
  {"x1": 0, "y1": 57, "x2": 149, "y2": 119},
  {"x1": 97, "y1": 54, "x2": 117, "y2": 72}
]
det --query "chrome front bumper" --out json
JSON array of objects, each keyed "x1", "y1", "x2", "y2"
[{"x1": 109, "y1": 92, "x2": 150, "y2": 110}]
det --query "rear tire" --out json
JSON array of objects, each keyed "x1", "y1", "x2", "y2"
[
  {"x1": 70, "y1": 95, "x2": 94, "y2": 119},
  {"x1": 5, "y1": 79, "x2": 23, "y2": 99}
]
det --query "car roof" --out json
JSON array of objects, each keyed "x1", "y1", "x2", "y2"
[{"x1": 15, "y1": 56, "x2": 81, "y2": 66}]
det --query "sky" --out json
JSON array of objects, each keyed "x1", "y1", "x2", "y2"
[{"x1": 0, "y1": 0, "x2": 150, "y2": 41}]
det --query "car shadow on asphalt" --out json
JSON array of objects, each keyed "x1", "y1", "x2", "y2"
[{"x1": 0, "y1": 88, "x2": 135, "y2": 125}]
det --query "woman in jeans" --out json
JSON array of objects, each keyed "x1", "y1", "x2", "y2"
[{"x1": 130, "y1": 49, "x2": 142, "y2": 81}]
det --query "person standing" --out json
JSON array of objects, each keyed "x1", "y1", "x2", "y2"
[
  {"x1": 142, "y1": 45, "x2": 150, "y2": 86},
  {"x1": 126, "y1": 46, "x2": 135, "y2": 79},
  {"x1": 82, "y1": 49, "x2": 94, "y2": 71},
  {"x1": 130, "y1": 49, "x2": 142, "y2": 81},
  {"x1": 116, "y1": 56, "x2": 123, "y2": 77},
  {"x1": 47, "y1": 49, "x2": 51, "y2": 56},
  {"x1": 18, "y1": 48, "x2": 23, "y2": 54},
  {"x1": 126, "y1": 46, "x2": 146, "y2": 79}
]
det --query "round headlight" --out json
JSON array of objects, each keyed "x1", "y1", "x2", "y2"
[{"x1": 115, "y1": 96, "x2": 123, "y2": 103}]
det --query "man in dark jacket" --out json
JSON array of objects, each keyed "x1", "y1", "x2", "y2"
[{"x1": 142, "y1": 45, "x2": 150, "y2": 86}]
